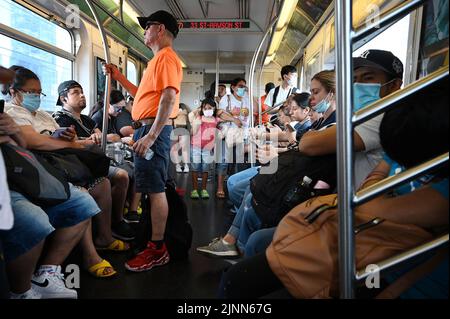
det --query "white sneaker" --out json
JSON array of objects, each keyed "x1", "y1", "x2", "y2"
[
  {"x1": 31, "y1": 265, "x2": 77, "y2": 299},
  {"x1": 176, "y1": 164, "x2": 183, "y2": 173},
  {"x1": 10, "y1": 287, "x2": 42, "y2": 299},
  {"x1": 183, "y1": 165, "x2": 190, "y2": 173}
]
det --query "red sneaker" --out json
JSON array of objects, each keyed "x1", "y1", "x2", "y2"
[{"x1": 125, "y1": 242, "x2": 170, "y2": 272}]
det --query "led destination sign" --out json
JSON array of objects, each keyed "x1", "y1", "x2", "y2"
[{"x1": 178, "y1": 21, "x2": 251, "y2": 29}]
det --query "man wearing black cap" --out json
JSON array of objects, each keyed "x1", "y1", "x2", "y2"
[
  {"x1": 104, "y1": 10, "x2": 183, "y2": 272},
  {"x1": 297, "y1": 49, "x2": 403, "y2": 188}
]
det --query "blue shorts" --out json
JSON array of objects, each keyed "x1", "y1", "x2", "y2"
[
  {"x1": 0, "y1": 184, "x2": 100, "y2": 262},
  {"x1": 191, "y1": 147, "x2": 213, "y2": 172},
  {"x1": 133, "y1": 125, "x2": 173, "y2": 194}
]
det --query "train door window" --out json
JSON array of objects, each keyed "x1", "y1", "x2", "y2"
[
  {"x1": 127, "y1": 59, "x2": 138, "y2": 86},
  {"x1": 96, "y1": 57, "x2": 118, "y2": 104},
  {"x1": 0, "y1": 0, "x2": 73, "y2": 112},
  {"x1": 417, "y1": 0, "x2": 449, "y2": 78},
  {"x1": 303, "y1": 51, "x2": 322, "y2": 91},
  {"x1": 353, "y1": 15, "x2": 411, "y2": 84}
]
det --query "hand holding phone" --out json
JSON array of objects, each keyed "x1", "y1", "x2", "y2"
[
  {"x1": 52, "y1": 127, "x2": 70, "y2": 138},
  {"x1": 0, "y1": 99, "x2": 4, "y2": 113}
]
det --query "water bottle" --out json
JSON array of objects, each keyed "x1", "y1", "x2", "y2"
[
  {"x1": 145, "y1": 148, "x2": 154, "y2": 161},
  {"x1": 283, "y1": 176, "x2": 313, "y2": 209}
]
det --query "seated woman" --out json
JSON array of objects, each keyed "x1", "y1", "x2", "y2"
[
  {"x1": 218, "y1": 79, "x2": 448, "y2": 299},
  {"x1": 0, "y1": 112, "x2": 97, "y2": 299},
  {"x1": 3, "y1": 66, "x2": 122, "y2": 278}
]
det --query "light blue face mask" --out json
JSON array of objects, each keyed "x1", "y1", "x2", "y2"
[
  {"x1": 22, "y1": 93, "x2": 41, "y2": 113},
  {"x1": 353, "y1": 80, "x2": 395, "y2": 112},
  {"x1": 236, "y1": 88, "x2": 246, "y2": 98},
  {"x1": 313, "y1": 99, "x2": 330, "y2": 114}
]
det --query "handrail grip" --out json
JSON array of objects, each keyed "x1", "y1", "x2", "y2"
[
  {"x1": 353, "y1": 69, "x2": 449, "y2": 126},
  {"x1": 356, "y1": 234, "x2": 449, "y2": 281},
  {"x1": 352, "y1": 0, "x2": 427, "y2": 43},
  {"x1": 354, "y1": 153, "x2": 449, "y2": 205}
]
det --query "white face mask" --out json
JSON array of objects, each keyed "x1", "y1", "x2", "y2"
[
  {"x1": 287, "y1": 76, "x2": 298, "y2": 87},
  {"x1": 203, "y1": 109, "x2": 214, "y2": 117}
]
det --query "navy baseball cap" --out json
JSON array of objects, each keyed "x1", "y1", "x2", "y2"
[
  {"x1": 56, "y1": 80, "x2": 82, "y2": 106},
  {"x1": 353, "y1": 49, "x2": 404, "y2": 79}
]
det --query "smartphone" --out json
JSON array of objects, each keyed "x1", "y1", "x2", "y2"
[
  {"x1": 52, "y1": 127, "x2": 69, "y2": 138},
  {"x1": 0, "y1": 99, "x2": 4, "y2": 113}
]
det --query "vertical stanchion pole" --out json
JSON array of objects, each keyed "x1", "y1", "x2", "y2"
[
  {"x1": 85, "y1": 0, "x2": 111, "y2": 153},
  {"x1": 335, "y1": 0, "x2": 356, "y2": 299}
]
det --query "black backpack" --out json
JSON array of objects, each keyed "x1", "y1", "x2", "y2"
[
  {"x1": 134, "y1": 179, "x2": 193, "y2": 261},
  {"x1": 250, "y1": 151, "x2": 337, "y2": 228},
  {"x1": 1, "y1": 143, "x2": 71, "y2": 207}
]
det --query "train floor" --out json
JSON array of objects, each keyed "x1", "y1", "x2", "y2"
[{"x1": 75, "y1": 165, "x2": 236, "y2": 299}]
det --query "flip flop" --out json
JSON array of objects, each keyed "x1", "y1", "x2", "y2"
[
  {"x1": 96, "y1": 239, "x2": 130, "y2": 252},
  {"x1": 216, "y1": 191, "x2": 226, "y2": 199},
  {"x1": 87, "y1": 259, "x2": 117, "y2": 278}
]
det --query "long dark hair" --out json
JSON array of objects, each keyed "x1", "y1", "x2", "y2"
[
  {"x1": 1, "y1": 65, "x2": 40, "y2": 95},
  {"x1": 199, "y1": 98, "x2": 218, "y2": 117}
]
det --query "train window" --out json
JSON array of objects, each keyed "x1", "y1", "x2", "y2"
[
  {"x1": 417, "y1": 0, "x2": 449, "y2": 77},
  {"x1": 0, "y1": 34, "x2": 72, "y2": 113},
  {"x1": 353, "y1": 15, "x2": 410, "y2": 83},
  {"x1": 303, "y1": 51, "x2": 322, "y2": 91},
  {"x1": 127, "y1": 59, "x2": 138, "y2": 86},
  {"x1": 0, "y1": 0, "x2": 72, "y2": 53}
]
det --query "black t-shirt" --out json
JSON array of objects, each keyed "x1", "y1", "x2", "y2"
[
  {"x1": 92, "y1": 109, "x2": 118, "y2": 135},
  {"x1": 53, "y1": 109, "x2": 97, "y2": 138},
  {"x1": 311, "y1": 110, "x2": 337, "y2": 131},
  {"x1": 115, "y1": 108, "x2": 133, "y2": 137}
]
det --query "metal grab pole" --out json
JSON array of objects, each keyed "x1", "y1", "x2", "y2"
[
  {"x1": 248, "y1": 16, "x2": 279, "y2": 165},
  {"x1": 335, "y1": 0, "x2": 355, "y2": 299},
  {"x1": 85, "y1": 0, "x2": 111, "y2": 153}
]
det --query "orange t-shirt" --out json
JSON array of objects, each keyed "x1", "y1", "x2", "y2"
[{"x1": 132, "y1": 47, "x2": 183, "y2": 121}]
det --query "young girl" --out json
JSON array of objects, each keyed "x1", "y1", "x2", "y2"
[{"x1": 190, "y1": 98, "x2": 221, "y2": 199}]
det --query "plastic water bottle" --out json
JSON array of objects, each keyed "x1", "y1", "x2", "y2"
[{"x1": 145, "y1": 148, "x2": 154, "y2": 161}]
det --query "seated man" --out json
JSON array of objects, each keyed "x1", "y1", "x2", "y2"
[
  {"x1": 0, "y1": 112, "x2": 96, "y2": 299},
  {"x1": 53, "y1": 81, "x2": 136, "y2": 236},
  {"x1": 198, "y1": 50, "x2": 404, "y2": 257}
]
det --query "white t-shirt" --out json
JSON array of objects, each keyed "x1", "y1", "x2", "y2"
[
  {"x1": 219, "y1": 94, "x2": 251, "y2": 131},
  {"x1": 0, "y1": 152, "x2": 13, "y2": 230},
  {"x1": 6, "y1": 103, "x2": 59, "y2": 134},
  {"x1": 264, "y1": 85, "x2": 297, "y2": 108},
  {"x1": 354, "y1": 114, "x2": 384, "y2": 188}
]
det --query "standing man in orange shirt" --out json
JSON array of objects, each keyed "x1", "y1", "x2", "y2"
[{"x1": 104, "y1": 10, "x2": 183, "y2": 272}]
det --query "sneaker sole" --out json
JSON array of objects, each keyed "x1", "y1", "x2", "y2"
[
  {"x1": 125, "y1": 252, "x2": 170, "y2": 272},
  {"x1": 196, "y1": 248, "x2": 240, "y2": 258},
  {"x1": 31, "y1": 287, "x2": 77, "y2": 299},
  {"x1": 123, "y1": 219, "x2": 140, "y2": 224}
]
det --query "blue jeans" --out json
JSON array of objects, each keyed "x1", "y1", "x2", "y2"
[
  {"x1": 244, "y1": 227, "x2": 276, "y2": 257},
  {"x1": 0, "y1": 184, "x2": 100, "y2": 262},
  {"x1": 228, "y1": 190, "x2": 262, "y2": 252},
  {"x1": 227, "y1": 166, "x2": 260, "y2": 210}
]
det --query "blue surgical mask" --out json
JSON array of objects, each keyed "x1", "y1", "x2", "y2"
[
  {"x1": 22, "y1": 93, "x2": 41, "y2": 113},
  {"x1": 353, "y1": 83, "x2": 381, "y2": 112},
  {"x1": 236, "y1": 88, "x2": 246, "y2": 97},
  {"x1": 353, "y1": 80, "x2": 395, "y2": 112},
  {"x1": 313, "y1": 98, "x2": 330, "y2": 114}
]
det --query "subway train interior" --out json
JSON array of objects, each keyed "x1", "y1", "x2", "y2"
[{"x1": 0, "y1": 0, "x2": 448, "y2": 302}]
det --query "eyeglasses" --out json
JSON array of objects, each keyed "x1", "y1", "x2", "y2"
[{"x1": 19, "y1": 89, "x2": 46, "y2": 97}]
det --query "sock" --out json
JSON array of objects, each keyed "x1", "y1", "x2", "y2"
[{"x1": 150, "y1": 240, "x2": 164, "y2": 250}]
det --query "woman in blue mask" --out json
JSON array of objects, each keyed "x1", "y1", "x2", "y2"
[
  {"x1": 309, "y1": 70, "x2": 337, "y2": 129},
  {"x1": 6, "y1": 66, "x2": 45, "y2": 115}
]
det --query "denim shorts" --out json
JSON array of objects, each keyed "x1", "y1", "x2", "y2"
[
  {"x1": 191, "y1": 147, "x2": 214, "y2": 172},
  {"x1": 0, "y1": 184, "x2": 100, "y2": 262},
  {"x1": 133, "y1": 125, "x2": 173, "y2": 194}
]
